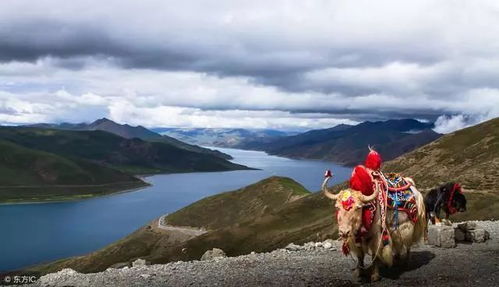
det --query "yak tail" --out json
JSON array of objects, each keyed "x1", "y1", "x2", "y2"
[{"x1": 410, "y1": 184, "x2": 426, "y2": 244}]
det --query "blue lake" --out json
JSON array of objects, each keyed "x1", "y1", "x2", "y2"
[{"x1": 0, "y1": 148, "x2": 351, "y2": 271}]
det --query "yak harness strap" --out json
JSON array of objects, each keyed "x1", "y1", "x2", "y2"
[{"x1": 374, "y1": 172, "x2": 390, "y2": 246}]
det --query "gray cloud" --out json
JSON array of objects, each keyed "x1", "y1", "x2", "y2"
[{"x1": 0, "y1": 0, "x2": 498, "y2": 131}]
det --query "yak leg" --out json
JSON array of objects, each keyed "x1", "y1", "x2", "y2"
[
  {"x1": 353, "y1": 251, "x2": 365, "y2": 278},
  {"x1": 434, "y1": 206, "x2": 442, "y2": 223},
  {"x1": 398, "y1": 247, "x2": 410, "y2": 269},
  {"x1": 369, "y1": 246, "x2": 389, "y2": 282},
  {"x1": 434, "y1": 216, "x2": 441, "y2": 223},
  {"x1": 442, "y1": 213, "x2": 452, "y2": 225},
  {"x1": 370, "y1": 259, "x2": 381, "y2": 282}
]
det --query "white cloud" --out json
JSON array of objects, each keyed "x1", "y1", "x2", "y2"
[
  {"x1": 0, "y1": 1, "x2": 499, "y2": 128},
  {"x1": 433, "y1": 115, "x2": 471, "y2": 134},
  {"x1": 108, "y1": 101, "x2": 358, "y2": 130}
]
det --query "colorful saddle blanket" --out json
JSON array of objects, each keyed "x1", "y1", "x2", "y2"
[{"x1": 384, "y1": 173, "x2": 418, "y2": 223}]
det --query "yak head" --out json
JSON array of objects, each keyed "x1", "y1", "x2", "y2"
[
  {"x1": 453, "y1": 191, "x2": 467, "y2": 212},
  {"x1": 322, "y1": 176, "x2": 379, "y2": 240},
  {"x1": 442, "y1": 182, "x2": 467, "y2": 213}
]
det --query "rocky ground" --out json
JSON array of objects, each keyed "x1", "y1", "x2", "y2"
[{"x1": 25, "y1": 221, "x2": 499, "y2": 287}]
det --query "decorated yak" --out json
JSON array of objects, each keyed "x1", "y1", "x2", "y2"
[{"x1": 322, "y1": 148, "x2": 426, "y2": 282}]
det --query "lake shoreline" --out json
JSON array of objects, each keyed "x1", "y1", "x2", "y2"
[
  {"x1": 0, "y1": 181, "x2": 150, "y2": 205},
  {"x1": 0, "y1": 164, "x2": 261, "y2": 205}
]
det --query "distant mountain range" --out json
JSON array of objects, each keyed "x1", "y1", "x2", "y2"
[
  {"x1": 29, "y1": 118, "x2": 232, "y2": 160},
  {"x1": 241, "y1": 119, "x2": 442, "y2": 166},
  {"x1": 0, "y1": 120, "x2": 250, "y2": 202},
  {"x1": 154, "y1": 128, "x2": 296, "y2": 148},
  {"x1": 154, "y1": 119, "x2": 441, "y2": 166}
]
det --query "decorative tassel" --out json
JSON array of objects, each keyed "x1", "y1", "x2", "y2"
[
  {"x1": 349, "y1": 165, "x2": 373, "y2": 195},
  {"x1": 365, "y1": 148, "x2": 382, "y2": 170},
  {"x1": 324, "y1": 169, "x2": 332, "y2": 178},
  {"x1": 342, "y1": 242, "x2": 350, "y2": 255},
  {"x1": 382, "y1": 230, "x2": 390, "y2": 246}
]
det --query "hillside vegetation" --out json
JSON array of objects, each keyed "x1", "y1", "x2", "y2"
[
  {"x1": 0, "y1": 140, "x2": 145, "y2": 203},
  {"x1": 384, "y1": 117, "x2": 499, "y2": 191},
  {"x1": 0, "y1": 127, "x2": 248, "y2": 175},
  {"x1": 167, "y1": 177, "x2": 309, "y2": 229}
]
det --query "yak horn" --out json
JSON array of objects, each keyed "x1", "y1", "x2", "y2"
[
  {"x1": 322, "y1": 176, "x2": 338, "y2": 200},
  {"x1": 359, "y1": 183, "x2": 379, "y2": 203}
]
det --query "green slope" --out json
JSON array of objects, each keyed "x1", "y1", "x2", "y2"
[
  {"x1": 384, "y1": 117, "x2": 499, "y2": 191},
  {"x1": 0, "y1": 127, "x2": 249, "y2": 174},
  {"x1": 167, "y1": 176, "x2": 310, "y2": 229},
  {"x1": 0, "y1": 140, "x2": 146, "y2": 203}
]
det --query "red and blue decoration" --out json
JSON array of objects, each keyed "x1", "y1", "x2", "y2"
[
  {"x1": 340, "y1": 190, "x2": 355, "y2": 211},
  {"x1": 324, "y1": 169, "x2": 333, "y2": 178}
]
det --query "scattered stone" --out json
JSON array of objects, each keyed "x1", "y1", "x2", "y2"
[
  {"x1": 304, "y1": 242, "x2": 315, "y2": 250},
  {"x1": 285, "y1": 243, "x2": 301, "y2": 251},
  {"x1": 454, "y1": 221, "x2": 490, "y2": 243},
  {"x1": 323, "y1": 241, "x2": 333, "y2": 249},
  {"x1": 467, "y1": 229, "x2": 487, "y2": 243},
  {"x1": 428, "y1": 225, "x2": 440, "y2": 246},
  {"x1": 458, "y1": 222, "x2": 477, "y2": 231},
  {"x1": 59, "y1": 268, "x2": 77, "y2": 276},
  {"x1": 109, "y1": 262, "x2": 130, "y2": 269},
  {"x1": 455, "y1": 228, "x2": 466, "y2": 242},
  {"x1": 201, "y1": 248, "x2": 227, "y2": 261},
  {"x1": 132, "y1": 259, "x2": 147, "y2": 267},
  {"x1": 428, "y1": 224, "x2": 455, "y2": 247},
  {"x1": 440, "y1": 226, "x2": 456, "y2": 248}
]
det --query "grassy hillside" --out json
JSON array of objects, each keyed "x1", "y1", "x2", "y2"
[
  {"x1": 384, "y1": 117, "x2": 499, "y2": 223},
  {"x1": 0, "y1": 140, "x2": 146, "y2": 203},
  {"x1": 384, "y1": 117, "x2": 499, "y2": 191},
  {"x1": 0, "y1": 127, "x2": 249, "y2": 175},
  {"x1": 166, "y1": 177, "x2": 309, "y2": 229}
]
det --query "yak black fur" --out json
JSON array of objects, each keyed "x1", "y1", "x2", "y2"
[{"x1": 424, "y1": 182, "x2": 467, "y2": 223}]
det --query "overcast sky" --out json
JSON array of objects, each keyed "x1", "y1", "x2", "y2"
[{"x1": 1, "y1": 0, "x2": 499, "y2": 132}]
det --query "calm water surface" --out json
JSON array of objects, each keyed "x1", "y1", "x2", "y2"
[{"x1": 0, "y1": 148, "x2": 350, "y2": 271}]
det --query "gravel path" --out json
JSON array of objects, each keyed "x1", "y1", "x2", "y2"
[
  {"x1": 27, "y1": 221, "x2": 499, "y2": 287},
  {"x1": 157, "y1": 215, "x2": 208, "y2": 236}
]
